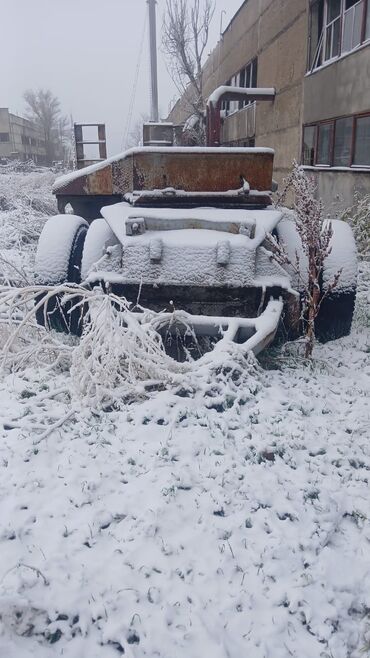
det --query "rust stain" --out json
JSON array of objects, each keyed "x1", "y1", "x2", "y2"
[
  {"x1": 87, "y1": 166, "x2": 113, "y2": 194},
  {"x1": 55, "y1": 150, "x2": 273, "y2": 197},
  {"x1": 131, "y1": 151, "x2": 273, "y2": 192}
]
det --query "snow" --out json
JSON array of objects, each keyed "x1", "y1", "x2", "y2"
[
  {"x1": 207, "y1": 86, "x2": 276, "y2": 106},
  {"x1": 52, "y1": 147, "x2": 275, "y2": 193},
  {"x1": 80, "y1": 218, "x2": 117, "y2": 281},
  {"x1": 323, "y1": 219, "x2": 358, "y2": 292},
  {"x1": 102, "y1": 202, "x2": 281, "y2": 244},
  {"x1": 303, "y1": 165, "x2": 370, "y2": 173},
  {"x1": 127, "y1": 185, "x2": 271, "y2": 200},
  {"x1": 98, "y1": 203, "x2": 287, "y2": 289},
  {"x1": 0, "y1": 170, "x2": 369, "y2": 658}
]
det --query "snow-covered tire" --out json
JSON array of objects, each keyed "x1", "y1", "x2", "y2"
[
  {"x1": 315, "y1": 219, "x2": 357, "y2": 343},
  {"x1": 35, "y1": 214, "x2": 88, "y2": 334},
  {"x1": 275, "y1": 213, "x2": 308, "y2": 292},
  {"x1": 81, "y1": 218, "x2": 117, "y2": 281},
  {"x1": 275, "y1": 215, "x2": 306, "y2": 340}
]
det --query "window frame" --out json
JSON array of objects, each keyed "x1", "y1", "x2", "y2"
[
  {"x1": 302, "y1": 110, "x2": 370, "y2": 168},
  {"x1": 353, "y1": 113, "x2": 370, "y2": 166},
  {"x1": 316, "y1": 119, "x2": 335, "y2": 164},
  {"x1": 302, "y1": 124, "x2": 318, "y2": 166},
  {"x1": 324, "y1": 0, "x2": 342, "y2": 61},
  {"x1": 308, "y1": 0, "x2": 370, "y2": 71}
]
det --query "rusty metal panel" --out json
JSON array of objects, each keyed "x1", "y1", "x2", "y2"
[
  {"x1": 56, "y1": 163, "x2": 113, "y2": 196},
  {"x1": 112, "y1": 158, "x2": 133, "y2": 195},
  {"x1": 129, "y1": 150, "x2": 273, "y2": 192},
  {"x1": 55, "y1": 149, "x2": 274, "y2": 198},
  {"x1": 87, "y1": 165, "x2": 113, "y2": 195}
]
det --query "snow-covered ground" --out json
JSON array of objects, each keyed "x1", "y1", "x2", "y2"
[{"x1": 0, "y1": 169, "x2": 369, "y2": 658}]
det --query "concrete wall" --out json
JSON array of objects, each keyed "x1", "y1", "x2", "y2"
[
  {"x1": 305, "y1": 168, "x2": 370, "y2": 216},
  {"x1": 304, "y1": 45, "x2": 370, "y2": 123},
  {"x1": 255, "y1": 0, "x2": 307, "y2": 180}
]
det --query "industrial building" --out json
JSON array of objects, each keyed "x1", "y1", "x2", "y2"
[
  {"x1": 0, "y1": 108, "x2": 46, "y2": 164},
  {"x1": 168, "y1": 0, "x2": 370, "y2": 212}
]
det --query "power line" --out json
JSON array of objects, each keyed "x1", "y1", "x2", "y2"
[{"x1": 122, "y1": 10, "x2": 148, "y2": 150}]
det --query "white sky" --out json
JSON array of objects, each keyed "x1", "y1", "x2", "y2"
[{"x1": 1, "y1": 0, "x2": 243, "y2": 155}]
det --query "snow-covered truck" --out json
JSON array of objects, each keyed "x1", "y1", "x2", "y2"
[{"x1": 34, "y1": 135, "x2": 357, "y2": 357}]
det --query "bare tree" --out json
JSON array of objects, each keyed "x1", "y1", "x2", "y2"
[
  {"x1": 162, "y1": 0, "x2": 215, "y2": 144},
  {"x1": 124, "y1": 113, "x2": 150, "y2": 150},
  {"x1": 267, "y1": 163, "x2": 342, "y2": 359},
  {"x1": 23, "y1": 89, "x2": 68, "y2": 165}
]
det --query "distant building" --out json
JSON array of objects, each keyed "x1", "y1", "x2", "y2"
[
  {"x1": 0, "y1": 108, "x2": 46, "y2": 164},
  {"x1": 168, "y1": 0, "x2": 370, "y2": 212}
]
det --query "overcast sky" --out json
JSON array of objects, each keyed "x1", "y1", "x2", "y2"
[{"x1": 2, "y1": 0, "x2": 243, "y2": 155}]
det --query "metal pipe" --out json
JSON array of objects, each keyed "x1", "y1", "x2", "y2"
[
  {"x1": 206, "y1": 86, "x2": 275, "y2": 146},
  {"x1": 147, "y1": 0, "x2": 159, "y2": 122},
  {"x1": 220, "y1": 9, "x2": 226, "y2": 37}
]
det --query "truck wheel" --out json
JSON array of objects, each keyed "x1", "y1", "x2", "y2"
[
  {"x1": 34, "y1": 215, "x2": 88, "y2": 334},
  {"x1": 315, "y1": 219, "x2": 357, "y2": 342},
  {"x1": 81, "y1": 218, "x2": 117, "y2": 281},
  {"x1": 275, "y1": 214, "x2": 306, "y2": 340}
]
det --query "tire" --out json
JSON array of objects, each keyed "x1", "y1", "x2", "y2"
[
  {"x1": 35, "y1": 215, "x2": 88, "y2": 334},
  {"x1": 276, "y1": 215, "x2": 357, "y2": 343},
  {"x1": 275, "y1": 214, "x2": 306, "y2": 340},
  {"x1": 315, "y1": 219, "x2": 357, "y2": 342},
  {"x1": 81, "y1": 218, "x2": 118, "y2": 281}
]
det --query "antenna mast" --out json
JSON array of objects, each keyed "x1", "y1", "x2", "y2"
[{"x1": 147, "y1": 0, "x2": 159, "y2": 122}]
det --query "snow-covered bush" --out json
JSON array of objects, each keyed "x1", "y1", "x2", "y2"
[
  {"x1": 70, "y1": 288, "x2": 189, "y2": 407},
  {"x1": 0, "y1": 282, "x2": 264, "y2": 413},
  {"x1": 341, "y1": 192, "x2": 370, "y2": 260},
  {"x1": 0, "y1": 169, "x2": 57, "y2": 285},
  {"x1": 0, "y1": 170, "x2": 56, "y2": 250},
  {"x1": 0, "y1": 285, "x2": 188, "y2": 401}
]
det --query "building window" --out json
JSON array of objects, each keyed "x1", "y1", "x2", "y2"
[
  {"x1": 221, "y1": 79, "x2": 231, "y2": 114},
  {"x1": 0, "y1": 132, "x2": 10, "y2": 142},
  {"x1": 325, "y1": 0, "x2": 342, "y2": 60},
  {"x1": 317, "y1": 122, "x2": 334, "y2": 164},
  {"x1": 354, "y1": 115, "x2": 370, "y2": 164},
  {"x1": 239, "y1": 57, "x2": 258, "y2": 109},
  {"x1": 302, "y1": 112, "x2": 370, "y2": 167},
  {"x1": 342, "y1": 0, "x2": 364, "y2": 52},
  {"x1": 302, "y1": 125, "x2": 317, "y2": 165},
  {"x1": 333, "y1": 116, "x2": 353, "y2": 164},
  {"x1": 308, "y1": 0, "x2": 369, "y2": 71}
]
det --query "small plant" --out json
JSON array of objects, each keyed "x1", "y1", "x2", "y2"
[{"x1": 268, "y1": 162, "x2": 342, "y2": 359}]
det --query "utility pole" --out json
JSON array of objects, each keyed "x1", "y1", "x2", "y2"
[{"x1": 147, "y1": 0, "x2": 159, "y2": 122}]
